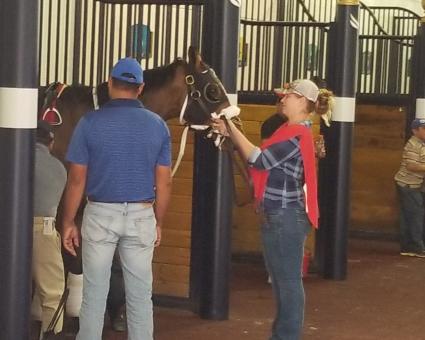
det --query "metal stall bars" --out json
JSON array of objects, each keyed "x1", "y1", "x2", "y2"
[
  {"x1": 238, "y1": 0, "x2": 420, "y2": 104},
  {"x1": 38, "y1": 0, "x2": 204, "y2": 87}
]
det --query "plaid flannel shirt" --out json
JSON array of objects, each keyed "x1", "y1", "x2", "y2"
[{"x1": 248, "y1": 121, "x2": 311, "y2": 210}]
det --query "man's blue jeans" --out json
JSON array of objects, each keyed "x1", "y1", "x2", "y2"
[
  {"x1": 396, "y1": 184, "x2": 425, "y2": 253},
  {"x1": 76, "y1": 201, "x2": 156, "y2": 340},
  {"x1": 261, "y1": 208, "x2": 311, "y2": 340}
]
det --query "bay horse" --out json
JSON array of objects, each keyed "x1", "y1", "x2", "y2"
[{"x1": 40, "y1": 47, "x2": 232, "y2": 162}]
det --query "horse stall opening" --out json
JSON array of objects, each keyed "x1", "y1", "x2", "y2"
[{"x1": 38, "y1": 0, "x2": 204, "y2": 301}]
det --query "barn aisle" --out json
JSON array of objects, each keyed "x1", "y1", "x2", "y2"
[{"x1": 41, "y1": 239, "x2": 425, "y2": 340}]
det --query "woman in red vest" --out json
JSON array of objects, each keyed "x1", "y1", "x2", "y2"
[{"x1": 212, "y1": 79, "x2": 333, "y2": 340}]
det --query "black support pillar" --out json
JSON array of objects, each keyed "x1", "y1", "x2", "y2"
[
  {"x1": 190, "y1": 0, "x2": 240, "y2": 320},
  {"x1": 0, "y1": 1, "x2": 38, "y2": 339},
  {"x1": 410, "y1": 10, "x2": 425, "y2": 125},
  {"x1": 318, "y1": 0, "x2": 359, "y2": 280}
]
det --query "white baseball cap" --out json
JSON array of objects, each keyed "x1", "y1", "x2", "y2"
[{"x1": 274, "y1": 79, "x2": 319, "y2": 102}]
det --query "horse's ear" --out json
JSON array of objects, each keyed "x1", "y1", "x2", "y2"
[{"x1": 188, "y1": 46, "x2": 203, "y2": 66}]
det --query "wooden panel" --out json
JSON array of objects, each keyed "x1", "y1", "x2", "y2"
[
  {"x1": 170, "y1": 178, "x2": 193, "y2": 196},
  {"x1": 154, "y1": 246, "x2": 191, "y2": 266},
  {"x1": 153, "y1": 281, "x2": 189, "y2": 297},
  {"x1": 163, "y1": 212, "x2": 192, "y2": 230},
  {"x1": 350, "y1": 105, "x2": 404, "y2": 232},
  {"x1": 153, "y1": 263, "x2": 190, "y2": 284},
  {"x1": 240, "y1": 120, "x2": 262, "y2": 135},
  {"x1": 161, "y1": 229, "x2": 191, "y2": 248},
  {"x1": 239, "y1": 104, "x2": 276, "y2": 121},
  {"x1": 167, "y1": 194, "x2": 192, "y2": 213}
]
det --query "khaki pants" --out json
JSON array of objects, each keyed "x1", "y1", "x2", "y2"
[{"x1": 32, "y1": 217, "x2": 65, "y2": 334}]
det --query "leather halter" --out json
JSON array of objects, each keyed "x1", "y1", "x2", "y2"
[{"x1": 181, "y1": 66, "x2": 229, "y2": 125}]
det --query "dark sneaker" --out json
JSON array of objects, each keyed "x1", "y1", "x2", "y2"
[
  {"x1": 400, "y1": 251, "x2": 425, "y2": 258},
  {"x1": 111, "y1": 310, "x2": 127, "y2": 332}
]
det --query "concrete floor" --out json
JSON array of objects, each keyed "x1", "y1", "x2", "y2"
[{"x1": 49, "y1": 239, "x2": 425, "y2": 340}]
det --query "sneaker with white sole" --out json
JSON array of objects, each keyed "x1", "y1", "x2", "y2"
[{"x1": 400, "y1": 251, "x2": 425, "y2": 258}]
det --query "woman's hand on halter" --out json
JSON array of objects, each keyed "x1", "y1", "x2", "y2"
[{"x1": 211, "y1": 118, "x2": 230, "y2": 136}]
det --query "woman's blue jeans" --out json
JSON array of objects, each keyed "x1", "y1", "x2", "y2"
[{"x1": 261, "y1": 208, "x2": 311, "y2": 340}]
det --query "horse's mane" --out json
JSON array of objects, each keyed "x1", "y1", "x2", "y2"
[
  {"x1": 94, "y1": 58, "x2": 188, "y2": 106},
  {"x1": 59, "y1": 85, "x2": 94, "y2": 109},
  {"x1": 142, "y1": 58, "x2": 187, "y2": 92}
]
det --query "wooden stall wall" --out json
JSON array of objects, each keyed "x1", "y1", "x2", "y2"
[
  {"x1": 351, "y1": 105, "x2": 405, "y2": 236},
  {"x1": 153, "y1": 119, "x2": 193, "y2": 298}
]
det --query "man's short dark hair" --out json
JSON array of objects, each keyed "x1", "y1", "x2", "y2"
[
  {"x1": 111, "y1": 77, "x2": 141, "y2": 93},
  {"x1": 37, "y1": 120, "x2": 54, "y2": 146}
]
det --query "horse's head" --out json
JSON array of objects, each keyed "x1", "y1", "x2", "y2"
[{"x1": 181, "y1": 47, "x2": 230, "y2": 125}]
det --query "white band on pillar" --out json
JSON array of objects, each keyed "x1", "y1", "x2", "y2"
[
  {"x1": 229, "y1": 0, "x2": 241, "y2": 7},
  {"x1": 416, "y1": 98, "x2": 425, "y2": 119},
  {"x1": 332, "y1": 97, "x2": 356, "y2": 123},
  {"x1": 227, "y1": 93, "x2": 238, "y2": 106},
  {"x1": 0, "y1": 87, "x2": 38, "y2": 128}
]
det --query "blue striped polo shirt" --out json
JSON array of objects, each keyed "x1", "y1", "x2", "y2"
[{"x1": 66, "y1": 98, "x2": 171, "y2": 202}]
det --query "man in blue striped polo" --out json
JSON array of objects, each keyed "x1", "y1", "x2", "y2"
[{"x1": 62, "y1": 57, "x2": 172, "y2": 340}]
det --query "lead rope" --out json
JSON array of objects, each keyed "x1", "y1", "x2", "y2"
[
  {"x1": 172, "y1": 94, "x2": 209, "y2": 177},
  {"x1": 172, "y1": 125, "x2": 189, "y2": 177}
]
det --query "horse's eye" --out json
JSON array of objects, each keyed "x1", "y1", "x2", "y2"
[{"x1": 204, "y1": 83, "x2": 221, "y2": 103}]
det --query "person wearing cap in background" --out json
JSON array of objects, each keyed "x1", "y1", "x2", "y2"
[
  {"x1": 33, "y1": 120, "x2": 67, "y2": 339},
  {"x1": 61, "y1": 57, "x2": 172, "y2": 340},
  {"x1": 212, "y1": 79, "x2": 333, "y2": 340},
  {"x1": 394, "y1": 118, "x2": 425, "y2": 258}
]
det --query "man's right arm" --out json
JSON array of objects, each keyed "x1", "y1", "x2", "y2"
[
  {"x1": 154, "y1": 165, "x2": 172, "y2": 247},
  {"x1": 62, "y1": 163, "x2": 87, "y2": 256},
  {"x1": 406, "y1": 162, "x2": 425, "y2": 173},
  {"x1": 406, "y1": 144, "x2": 425, "y2": 173}
]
